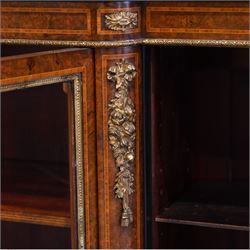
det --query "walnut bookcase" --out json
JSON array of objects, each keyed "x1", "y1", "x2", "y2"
[{"x1": 1, "y1": 1, "x2": 249, "y2": 249}]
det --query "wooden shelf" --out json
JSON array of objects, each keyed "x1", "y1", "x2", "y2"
[
  {"x1": 156, "y1": 202, "x2": 249, "y2": 231},
  {"x1": 1, "y1": 159, "x2": 71, "y2": 228},
  {"x1": 1, "y1": 193, "x2": 71, "y2": 228},
  {"x1": 155, "y1": 182, "x2": 249, "y2": 231}
]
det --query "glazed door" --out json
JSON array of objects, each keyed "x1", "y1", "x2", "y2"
[{"x1": 0, "y1": 48, "x2": 97, "y2": 249}]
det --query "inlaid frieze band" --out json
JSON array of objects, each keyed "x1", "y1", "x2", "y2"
[{"x1": 107, "y1": 59, "x2": 136, "y2": 227}]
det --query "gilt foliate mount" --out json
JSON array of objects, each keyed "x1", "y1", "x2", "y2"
[
  {"x1": 105, "y1": 11, "x2": 138, "y2": 32},
  {"x1": 107, "y1": 59, "x2": 136, "y2": 227}
]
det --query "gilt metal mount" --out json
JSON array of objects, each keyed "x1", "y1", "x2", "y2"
[
  {"x1": 105, "y1": 11, "x2": 138, "y2": 32},
  {"x1": 107, "y1": 59, "x2": 136, "y2": 227}
]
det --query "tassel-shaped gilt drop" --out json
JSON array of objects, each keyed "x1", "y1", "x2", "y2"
[{"x1": 107, "y1": 60, "x2": 136, "y2": 227}]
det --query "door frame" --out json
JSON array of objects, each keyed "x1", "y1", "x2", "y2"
[{"x1": 0, "y1": 73, "x2": 86, "y2": 249}]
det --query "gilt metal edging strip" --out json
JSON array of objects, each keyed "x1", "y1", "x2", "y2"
[
  {"x1": 0, "y1": 74, "x2": 86, "y2": 250},
  {"x1": 107, "y1": 59, "x2": 136, "y2": 227},
  {"x1": 1, "y1": 38, "x2": 249, "y2": 48}
]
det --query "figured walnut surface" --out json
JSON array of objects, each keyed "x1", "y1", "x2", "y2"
[
  {"x1": 1, "y1": 48, "x2": 98, "y2": 249},
  {"x1": 145, "y1": 1, "x2": 249, "y2": 41},
  {"x1": 1, "y1": 1, "x2": 249, "y2": 45},
  {"x1": 95, "y1": 47, "x2": 143, "y2": 249},
  {"x1": 1, "y1": 1, "x2": 249, "y2": 249},
  {"x1": 1, "y1": 2, "x2": 141, "y2": 41}
]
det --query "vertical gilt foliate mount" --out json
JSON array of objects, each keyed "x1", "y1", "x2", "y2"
[
  {"x1": 107, "y1": 59, "x2": 136, "y2": 227},
  {"x1": 105, "y1": 11, "x2": 138, "y2": 32}
]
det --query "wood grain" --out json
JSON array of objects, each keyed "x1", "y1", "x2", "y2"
[
  {"x1": 2, "y1": 201, "x2": 71, "y2": 228},
  {"x1": 156, "y1": 202, "x2": 249, "y2": 231},
  {"x1": 1, "y1": 2, "x2": 93, "y2": 41},
  {"x1": 95, "y1": 47, "x2": 143, "y2": 249},
  {"x1": 1, "y1": 7, "x2": 91, "y2": 34},
  {"x1": 1, "y1": 1, "x2": 249, "y2": 43},
  {"x1": 144, "y1": 2, "x2": 249, "y2": 40},
  {"x1": 1, "y1": 48, "x2": 98, "y2": 249},
  {"x1": 147, "y1": 45, "x2": 249, "y2": 248},
  {"x1": 2, "y1": 161, "x2": 71, "y2": 228},
  {"x1": 1, "y1": 1, "x2": 141, "y2": 41}
]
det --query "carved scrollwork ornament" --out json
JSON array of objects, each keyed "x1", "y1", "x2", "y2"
[
  {"x1": 107, "y1": 59, "x2": 136, "y2": 227},
  {"x1": 105, "y1": 11, "x2": 138, "y2": 32}
]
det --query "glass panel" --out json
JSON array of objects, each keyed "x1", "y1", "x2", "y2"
[{"x1": 1, "y1": 82, "x2": 72, "y2": 248}]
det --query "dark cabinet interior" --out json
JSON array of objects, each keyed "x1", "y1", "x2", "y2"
[
  {"x1": 1, "y1": 81, "x2": 73, "y2": 248},
  {"x1": 1, "y1": 44, "x2": 249, "y2": 249},
  {"x1": 2, "y1": 222, "x2": 71, "y2": 249},
  {"x1": 146, "y1": 46, "x2": 249, "y2": 248}
]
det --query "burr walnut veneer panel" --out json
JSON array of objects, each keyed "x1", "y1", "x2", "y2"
[
  {"x1": 144, "y1": 1, "x2": 249, "y2": 41},
  {"x1": 1, "y1": 1, "x2": 249, "y2": 43},
  {"x1": 1, "y1": 1, "x2": 141, "y2": 41}
]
